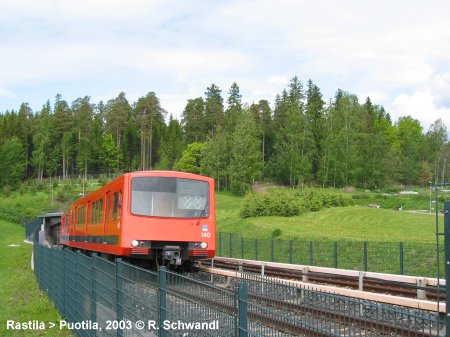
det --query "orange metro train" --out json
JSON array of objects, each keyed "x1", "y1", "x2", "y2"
[{"x1": 60, "y1": 171, "x2": 216, "y2": 270}]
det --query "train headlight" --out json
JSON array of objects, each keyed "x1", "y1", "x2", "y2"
[
  {"x1": 131, "y1": 240, "x2": 139, "y2": 248},
  {"x1": 200, "y1": 242, "x2": 208, "y2": 249}
]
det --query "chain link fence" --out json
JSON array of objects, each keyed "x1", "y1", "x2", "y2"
[{"x1": 34, "y1": 244, "x2": 444, "y2": 337}]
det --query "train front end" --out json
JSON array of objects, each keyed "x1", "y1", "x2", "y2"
[{"x1": 121, "y1": 171, "x2": 216, "y2": 270}]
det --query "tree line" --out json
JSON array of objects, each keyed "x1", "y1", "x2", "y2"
[{"x1": 0, "y1": 77, "x2": 448, "y2": 194}]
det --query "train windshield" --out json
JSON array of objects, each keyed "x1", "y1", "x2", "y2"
[{"x1": 131, "y1": 177, "x2": 209, "y2": 218}]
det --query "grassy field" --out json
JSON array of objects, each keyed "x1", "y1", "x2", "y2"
[
  {"x1": 0, "y1": 220, "x2": 73, "y2": 336},
  {"x1": 216, "y1": 191, "x2": 442, "y2": 243},
  {"x1": 215, "y1": 192, "x2": 445, "y2": 277}
]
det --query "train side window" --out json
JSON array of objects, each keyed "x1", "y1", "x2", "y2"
[
  {"x1": 92, "y1": 201, "x2": 96, "y2": 224},
  {"x1": 99, "y1": 199, "x2": 103, "y2": 223},
  {"x1": 86, "y1": 203, "x2": 91, "y2": 225},
  {"x1": 105, "y1": 192, "x2": 111, "y2": 223},
  {"x1": 71, "y1": 209, "x2": 75, "y2": 227},
  {"x1": 90, "y1": 203, "x2": 94, "y2": 224},
  {"x1": 112, "y1": 192, "x2": 118, "y2": 221},
  {"x1": 95, "y1": 202, "x2": 98, "y2": 224},
  {"x1": 77, "y1": 206, "x2": 86, "y2": 226}
]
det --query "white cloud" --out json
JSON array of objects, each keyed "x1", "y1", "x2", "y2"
[
  {"x1": 0, "y1": 87, "x2": 15, "y2": 98},
  {"x1": 357, "y1": 92, "x2": 387, "y2": 104},
  {"x1": 266, "y1": 76, "x2": 289, "y2": 86},
  {"x1": 0, "y1": 0, "x2": 450, "y2": 128},
  {"x1": 391, "y1": 90, "x2": 450, "y2": 131}
]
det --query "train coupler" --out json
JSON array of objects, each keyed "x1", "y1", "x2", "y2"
[{"x1": 163, "y1": 247, "x2": 182, "y2": 265}]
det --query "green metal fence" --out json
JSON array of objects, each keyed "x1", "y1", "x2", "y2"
[
  {"x1": 25, "y1": 217, "x2": 42, "y2": 242},
  {"x1": 239, "y1": 271, "x2": 444, "y2": 337},
  {"x1": 217, "y1": 232, "x2": 445, "y2": 278},
  {"x1": 34, "y1": 244, "x2": 444, "y2": 337}
]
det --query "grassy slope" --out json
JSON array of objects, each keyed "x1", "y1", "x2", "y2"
[
  {"x1": 0, "y1": 220, "x2": 73, "y2": 336},
  {"x1": 216, "y1": 192, "x2": 442, "y2": 243}
]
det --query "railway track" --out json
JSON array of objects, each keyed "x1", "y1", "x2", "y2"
[
  {"x1": 197, "y1": 257, "x2": 446, "y2": 312},
  {"x1": 171, "y1": 271, "x2": 443, "y2": 337},
  {"x1": 117, "y1": 258, "x2": 445, "y2": 337}
]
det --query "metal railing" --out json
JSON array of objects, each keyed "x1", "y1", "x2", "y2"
[
  {"x1": 34, "y1": 244, "x2": 444, "y2": 337},
  {"x1": 217, "y1": 232, "x2": 444, "y2": 278}
]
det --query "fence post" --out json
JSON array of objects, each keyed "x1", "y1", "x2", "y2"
[
  {"x1": 334, "y1": 242, "x2": 338, "y2": 269},
  {"x1": 76, "y1": 250, "x2": 81, "y2": 323},
  {"x1": 159, "y1": 266, "x2": 167, "y2": 337},
  {"x1": 399, "y1": 242, "x2": 404, "y2": 275},
  {"x1": 116, "y1": 258, "x2": 124, "y2": 337},
  {"x1": 238, "y1": 283, "x2": 248, "y2": 337},
  {"x1": 63, "y1": 249, "x2": 67, "y2": 319},
  {"x1": 91, "y1": 253, "x2": 97, "y2": 337},
  {"x1": 255, "y1": 239, "x2": 258, "y2": 260},
  {"x1": 363, "y1": 242, "x2": 368, "y2": 272},
  {"x1": 444, "y1": 201, "x2": 450, "y2": 337},
  {"x1": 309, "y1": 241, "x2": 314, "y2": 266},
  {"x1": 289, "y1": 240, "x2": 293, "y2": 264}
]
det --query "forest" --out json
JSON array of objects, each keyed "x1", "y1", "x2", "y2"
[{"x1": 0, "y1": 76, "x2": 448, "y2": 194}]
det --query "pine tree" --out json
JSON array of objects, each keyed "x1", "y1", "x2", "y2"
[
  {"x1": 105, "y1": 92, "x2": 131, "y2": 174},
  {"x1": 32, "y1": 104, "x2": 51, "y2": 180},
  {"x1": 134, "y1": 92, "x2": 166, "y2": 170},
  {"x1": 225, "y1": 82, "x2": 243, "y2": 132},
  {"x1": 204, "y1": 84, "x2": 224, "y2": 135},
  {"x1": 156, "y1": 116, "x2": 184, "y2": 170},
  {"x1": 72, "y1": 96, "x2": 94, "y2": 178},
  {"x1": 51, "y1": 95, "x2": 73, "y2": 179},
  {"x1": 0, "y1": 137, "x2": 24, "y2": 188},
  {"x1": 182, "y1": 97, "x2": 206, "y2": 143},
  {"x1": 17, "y1": 103, "x2": 33, "y2": 178},
  {"x1": 306, "y1": 80, "x2": 325, "y2": 180}
]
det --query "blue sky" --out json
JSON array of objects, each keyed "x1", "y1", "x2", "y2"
[{"x1": 1, "y1": 0, "x2": 449, "y2": 132}]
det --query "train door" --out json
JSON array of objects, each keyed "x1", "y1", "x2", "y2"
[
  {"x1": 103, "y1": 191, "x2": 110, "y2": 244},
  {"x1": 106, "y1": 190, "x2": 121, "y2": 244}
]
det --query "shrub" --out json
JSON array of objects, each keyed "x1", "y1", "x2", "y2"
[
  {"x1": 383, "y1": 187, "x2": 402, "y2": 193},
  {"x1": 271, "y1": 228, "x2": 282, "y2": 239},
  {"x1": 98, "y1": 177, "x2": 107, "y2": 186},
  {"x1": 240, "y1": 189, "x2": 352, "y2": 218},
  {"x1": 56, "y1": 188, "x2": 78, "y2": 203},
  {"x1": 18, "y1": 184, "x2": 28, "y2": 196}
]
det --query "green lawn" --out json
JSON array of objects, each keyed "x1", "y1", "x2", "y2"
[
  {"x1": 215, "y1": 192, "x2": 445, "y2": 277},
  {"x1": 216, "y1": 192, "x2": 442, "y2": 243},
  {"x1": 0, "y1": 220, "x2": 73, "y2": 336}
]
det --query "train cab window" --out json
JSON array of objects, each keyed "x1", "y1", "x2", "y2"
[{"x1": 131, "y1": 177, "x2": 209, "y2": 218}]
